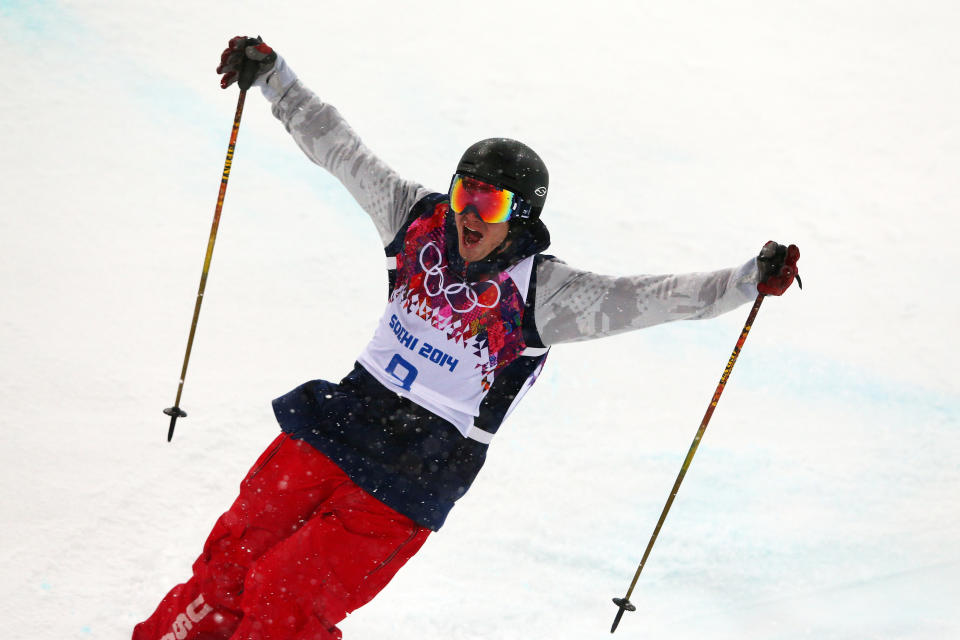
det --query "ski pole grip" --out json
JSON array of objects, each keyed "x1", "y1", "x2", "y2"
[{"x1": 237, "y1": 36, "x2": 263, "y2": 91}]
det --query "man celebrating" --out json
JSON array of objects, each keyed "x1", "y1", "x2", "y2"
[{"x1": 134, "y1": 36, "x2": 800, "y2": 640}]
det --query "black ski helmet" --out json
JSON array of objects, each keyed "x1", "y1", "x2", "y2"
[{"x1": 456, "y1": 138, "x2": 549, "y2": 219}]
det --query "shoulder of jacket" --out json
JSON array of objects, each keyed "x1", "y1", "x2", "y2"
[{"x1": 385, "y1": 192, "x2": 447, "y2": 256}]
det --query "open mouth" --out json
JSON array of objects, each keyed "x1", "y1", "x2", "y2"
[{"x1": 462, "y1": 224, "x2": 483, "y2": 247}]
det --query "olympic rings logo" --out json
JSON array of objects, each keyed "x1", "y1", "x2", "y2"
[{"x1": 418, "y1": 242, "x2": 501, "y2": 313}]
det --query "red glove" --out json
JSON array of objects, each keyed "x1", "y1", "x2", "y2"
[
  {"x1": 217, "y1": 36, "x2": 277, "y2": 90},
  {"x1": 757, "y1": 241, "x2": 801, "y2": 296}
]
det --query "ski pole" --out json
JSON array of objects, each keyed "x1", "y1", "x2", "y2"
[
  {"x1": 610, "y1": 293, "x2": 766, "y2": 633},
  {"x1": 163, "y1": 58, "x2": 259, "y2": 442}
]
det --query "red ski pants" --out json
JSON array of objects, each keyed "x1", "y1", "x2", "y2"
[{"x1": 133, "y1": 434, "x2": 430, "y2": 640}]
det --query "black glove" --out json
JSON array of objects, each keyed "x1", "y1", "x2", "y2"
[
  {"x1": 217, "y1": 36, "x2": 277, "y2": 90},
  {"x1": 757, "y1": 241, "x2": 801, "y2": 295}
]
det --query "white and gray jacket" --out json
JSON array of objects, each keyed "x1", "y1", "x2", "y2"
[{"x1": 258, "y1": 57, "x2": 760, "y2": 346}]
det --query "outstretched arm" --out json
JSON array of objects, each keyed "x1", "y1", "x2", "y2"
[
  {"x1": 534, "y1": 256, "x2": 761, "y2": 345},
  {"x1": 218, "y1": 37, "x2": 432, "y2": 245}
]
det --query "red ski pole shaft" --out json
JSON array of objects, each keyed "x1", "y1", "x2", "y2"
[
  {"x1": 164, "y1": 88, "x2": 249, "y2": 442},
  {"x1": 610, "y1": 293, "x2": 766, "y2": 633}
]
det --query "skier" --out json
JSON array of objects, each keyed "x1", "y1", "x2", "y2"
[{"x1": 133, "y1": 36, "x2": 800, "y2": 640}]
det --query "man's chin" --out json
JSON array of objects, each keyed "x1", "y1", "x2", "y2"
[{"x1": 457, "y1": 240, "x2": 486, "y2": 262}]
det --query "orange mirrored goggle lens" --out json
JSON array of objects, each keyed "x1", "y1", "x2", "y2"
[{"x1": 449, "y1": 175, "x2": 517, "y2": 224}]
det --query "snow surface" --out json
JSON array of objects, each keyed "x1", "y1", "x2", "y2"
[{"x1": 1, "y1": 1, "x2": 958, "y2": 638}]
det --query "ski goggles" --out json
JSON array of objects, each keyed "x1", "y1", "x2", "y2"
[{"x1": 448, "y1": 174, "x2": 529, "y2": 224}]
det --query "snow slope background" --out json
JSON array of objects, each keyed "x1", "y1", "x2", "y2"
[{"x1": 1, "y1": 1, "x2": 958, "y2": 638}]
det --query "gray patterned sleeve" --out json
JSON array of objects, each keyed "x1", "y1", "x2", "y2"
[
  {"x1": 534, "y1": 256, "x2": 761, "y2": 345},
  {"x1": 258, "y1": 57, "x2": 433, "y2": 245}
]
